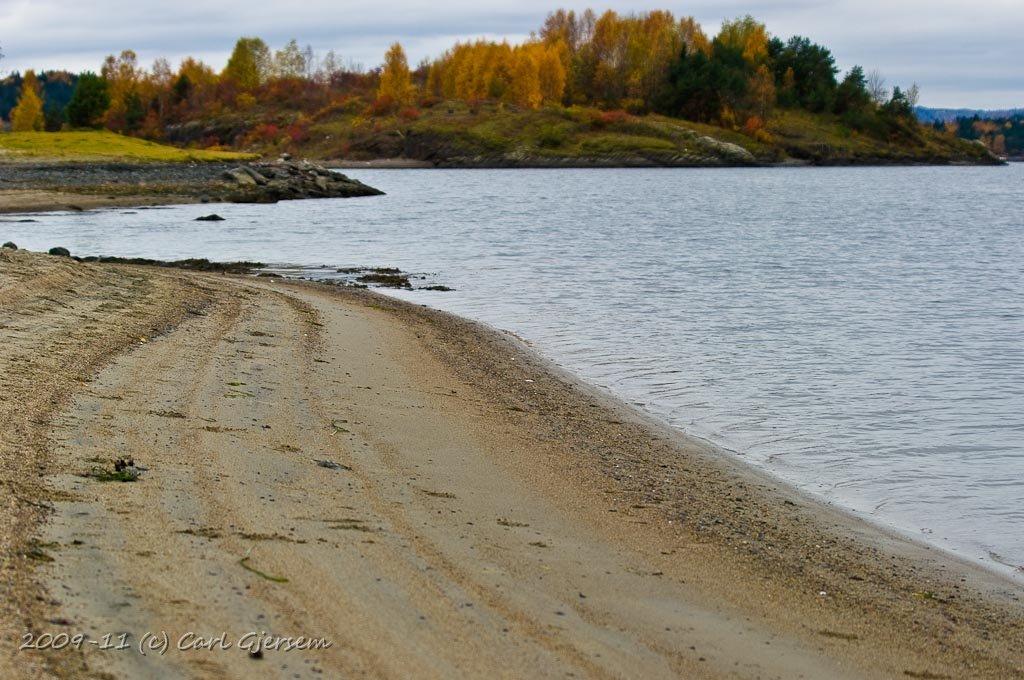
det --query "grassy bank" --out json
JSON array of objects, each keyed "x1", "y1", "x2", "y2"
[
  {"x1": 0, "y1": 130, "x2": 255, "y2": 163},
  {"x1": 202, "y1": 101, "x2": 997, "y2": 166},
  {"x1": 0, "y1": 108, "x2": 999, "y2": 168}
]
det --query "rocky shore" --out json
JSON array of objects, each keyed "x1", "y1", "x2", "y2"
[
  {"x1": 0, "y1": 159, "x2": 383, "y2": 213},
  {"x1": 219, "y1": 161, "x2": 383, "y2": 202}
]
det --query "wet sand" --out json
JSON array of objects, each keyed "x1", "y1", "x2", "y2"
[
  {"x1": 0, "y1": 189, "x2": 199, "y2": 214},
  {"x1": 1, "y1": 249, "x2": 1022, "y2": 679}
]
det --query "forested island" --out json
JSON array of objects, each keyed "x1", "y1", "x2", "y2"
[{"x1": 0, "y1": 9, "x2": 1002, "y2": 166}]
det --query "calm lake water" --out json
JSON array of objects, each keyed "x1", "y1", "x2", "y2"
[{"x1": 4, "y1": 165, "x2": 1023, "y2": 576}]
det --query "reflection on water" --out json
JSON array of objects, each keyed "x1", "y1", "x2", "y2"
[{"x1": 5, "y1": 164, "x2": 1023, "y2": 575}]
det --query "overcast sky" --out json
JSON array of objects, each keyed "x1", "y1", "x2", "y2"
[{"x1": 0, "y1": 0, "x2": 1021, "y2": 108}]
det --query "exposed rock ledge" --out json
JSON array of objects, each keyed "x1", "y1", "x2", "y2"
[{"x1": 221, "y1": 161, "x2": 384, "y2": 203}]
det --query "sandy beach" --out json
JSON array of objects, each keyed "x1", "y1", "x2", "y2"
[{"x1": 1, "y1": 248, "x2": 1022, "y2": 679}]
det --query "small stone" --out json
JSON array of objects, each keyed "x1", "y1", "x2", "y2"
[
  {"x1": 314, "y1": 459, "x2": 352, "y2": 471},
  {"x1": 222, "y1": 168, "x2": 257, "y2": 186}
]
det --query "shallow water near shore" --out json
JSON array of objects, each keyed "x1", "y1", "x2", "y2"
[{"x1": 5, "y1": 164, "x2": 1023, "y2": 576}]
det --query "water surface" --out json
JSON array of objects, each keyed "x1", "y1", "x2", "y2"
[{"x1": 4, "y1": 165, "x2": 1022, "y2": 575}]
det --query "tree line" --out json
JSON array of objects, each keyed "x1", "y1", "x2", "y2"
[
  {"x1": 2, "y1": 9, "x2": 924, "y2": 141},
  {"x1": 944, "y1": 114, "x2": 1024, "y2": 158}
]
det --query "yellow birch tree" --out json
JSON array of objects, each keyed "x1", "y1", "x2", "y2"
[
  {"x1": 11, "y1": 70, "x2": 45, "y2": 131},
  {"x1": 378, "y1": 42, "x2": 414, "y2": 107}
]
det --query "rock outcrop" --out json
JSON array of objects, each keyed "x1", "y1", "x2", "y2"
[{"x1": 220, "y1": 161, "x2": 384, "y2": 203}]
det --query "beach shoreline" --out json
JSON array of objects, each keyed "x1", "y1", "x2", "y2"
[{"x1": 1, "y1": 248, "x2": 1022, "y2": 679}]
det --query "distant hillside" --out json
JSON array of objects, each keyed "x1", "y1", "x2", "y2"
[{"x1": 916, "y1": 106, "x2": 1024, "y2": 124}]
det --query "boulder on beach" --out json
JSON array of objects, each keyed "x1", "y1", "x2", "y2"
[
  {"x1": 195, "y1": 214, "x2": 226, "y2": 221},
  {"x1": 222, "y1": 168, "x2": 258, "y2": 186},
  {"x1": 48, "y1": 246, "x2": 71, "y2": 257},
  {"x1": 1, "y1": 242, "x2": 16, "y2": 250}
]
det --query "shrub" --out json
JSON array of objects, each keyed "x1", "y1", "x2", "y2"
[
  {"x1": 368, "y1": 95, "x2": 395, "y2": 117},
  {"x1": 621, "y1": 98, "x2": 646, "y2": 114},
  {"x1": 250, "y1": 123, "x2": 280, "y2": 144},
  {"x1": 595, "y1": 109, "x2": 631, "y2": 129},
  {"x1": 235, "y1": 93, "x2": 257, "y2": 110},
  {"x1": 536, "y1": 123, "x2": 570, "y2": 148},
  {"x1": 398, "y1": 106, "x2": 421, "y2": 121},
  {"x1": 313, "y1": 96, "x2": 363, "y2": 121},
  {"x1": 286, "y1": 117, "x2": 311, "y2": 143}
]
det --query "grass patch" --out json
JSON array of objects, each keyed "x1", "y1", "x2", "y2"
[
  {"x1": 87, "y1": 466, "x2": 139, "y2": 482},
  {"x1": 178, "y1": 527, "x2": 222, "y2": 539},
  {"x1": 497, "y1": 518, "x2": 530, "y2": 528},
  {"x1": 149, "y1": 409, "x2": 186, "y2": 419},
  {"x1": 23, "y1": 543, "x2": 56, "y2": 562},
  {"x1": 418, "y1": 488, "x2": 456, "y2": 499},
  {"x1": 239, "y1": 555, "x2": 289, "y2": 583},
  {"x1": 579, "y1": 133, "x2": 678, "y2": 154},
  {"x1": 326, "y1": 518, "x2": 374, "y2": 532},
  {"x1": 0, "y1": 130, "x2": 255, "y2": 163}
]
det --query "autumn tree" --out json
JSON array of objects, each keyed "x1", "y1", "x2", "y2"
[
  {"x1": 866, "y1": 69, "x2": 888, "y2": 105},
  {"x1": 507, "y1": 48, "x2": 542, "y2": 109},
  {"x1": 905, "y1": 83, "x2": 920, "y2": 109},
  {"x1": 224, "y1": 37, "x2": 270, "y2": 90},
  {"x1": 377, "y1": 42, "x2": 414, "y2": 107},
  {"x1": 716, "y1": 16, "x2": 769, "y2": 64},
  {"x1": 101, "y1": 50, "x2": 144, "y2": 130},
  {"x1": 274, "y1": 39, "x2": 307, "y2": 79},
  {"x1": 317, "y1": 50, "x2": 342, "y2": 85},
  {"x1": 174, "y1": 57, "x2": 218, "y2": 114},
  {"x1": 536, "y1": 42, "x2": 567, "y2": 104},
  {"x1": 587, "y1": 10, "x2": 625, "y2": 104},
  {"x1": 748, "y1": 64, "x2": 775, "y2": 121},
  {"x1": 10, "y1": 70, "x2": 45, "y2": 131},
  {"x1": 678, "y1": 17, "x2": 710, "y2": 56},
  {"x1": 424, "y1": 62, "x2": 443, "y2": 98}
]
